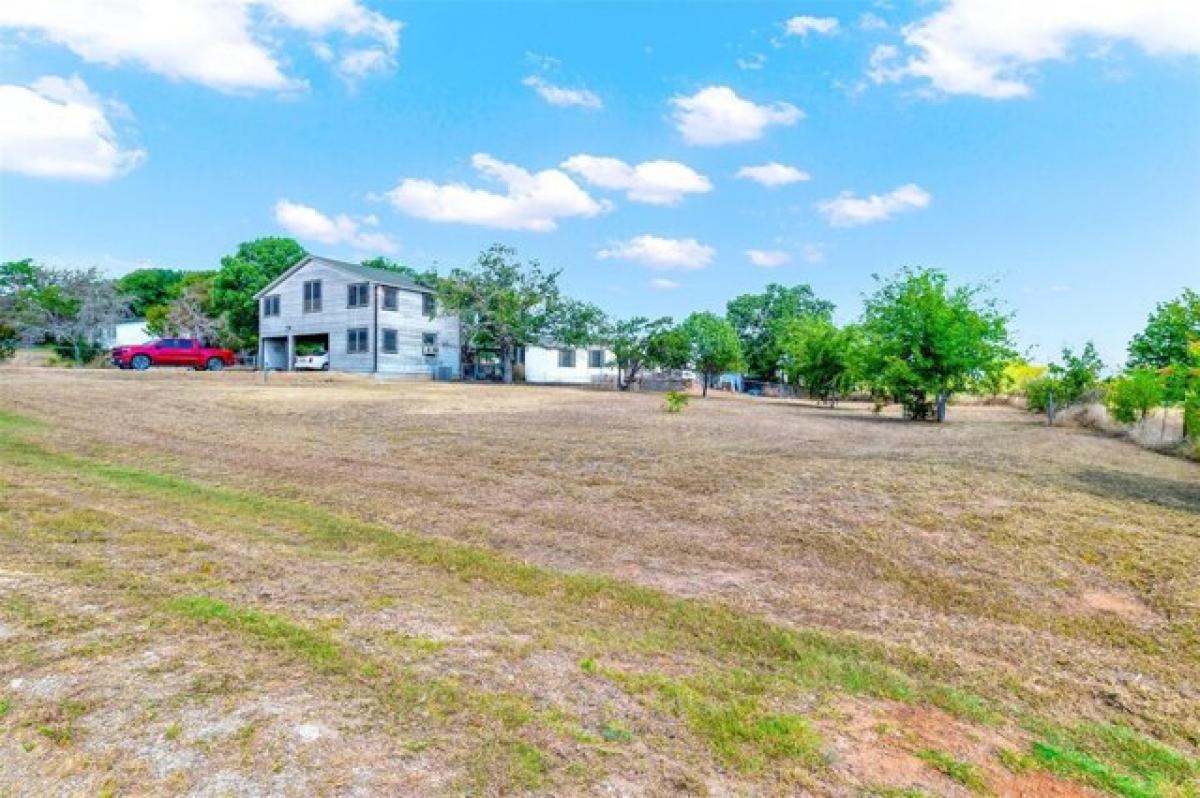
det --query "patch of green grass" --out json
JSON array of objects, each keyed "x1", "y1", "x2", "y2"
[
  {"x1": 468, "y1": 738, "x2": 549, "y2": 792},
  {"x1": 916, "y1": 748, "x2": 990, "y2": 794},
  {"x1": 1026, "y1": 720, "x2": 1200, "y2": 798},
  {"x1": 618, "y1": 669, "x2": 824, "y2": 774},
  {"x1": 164, "y1": 596, "x2": 346, "y2": 673},
  {"x1": 578, "y1": 657, "x2": 597, "y2": 674},
  {"x1": 599, "y1": 720, "x2": 633, "y2": 743},
  {"x1": 165, "y1": 722, "x2": 182, "y2": 741},
  {"x1": 867, "y1": 787, "x2": 931, "y2": 798},
  {"x1": 996, "y1": 747, "x2": 1036, "y2": 774},
  {"x1": 38, "y1": 725, "x2": 73, "y2": 745},
  {"x1": 0, "y1": 697, "x2": 11, "y2": 718},
  {"x1": 380, "y1": 631, "x2": 445, "y2": 656}
]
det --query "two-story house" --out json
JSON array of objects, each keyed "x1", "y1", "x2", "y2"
[{"x1": 255, "y1": 255, "x2": 460, "y2": 378}]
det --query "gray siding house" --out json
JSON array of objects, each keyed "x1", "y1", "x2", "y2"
[{"x1": 255, "y1": 255, "x2": 460, "y2": 378}]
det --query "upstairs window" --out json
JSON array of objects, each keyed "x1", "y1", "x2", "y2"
[
  {"x1": 589, "y1": 349, "x2": 605, "y2": 368},
  {"x1": 422, "y1": 333, "x2": 438, "y2": 357},
  {"x1": 558, "y1": 348, "x2": 576, "y2": 368},
  {"x1": 382, "y1": 286, "x2": 398, "y2": 311},
  {"x1": 381, "y1": 329, "x2": 398, "y2": 353},
  {"x1": 303, "y1": 280, "x2": 322, "y2": 313},
  {"x1": 422, "y1": 293, "x2": 436, "y2": 317},
  {"x1": 262, "y1": 295, "x2": 280, "y2": 317},
  {"x1": 347, "y1": 327, "x2": 369, "y2": 354},
  {"x1": 347, "y1": 282, "x2": 370, "y2": 308}
]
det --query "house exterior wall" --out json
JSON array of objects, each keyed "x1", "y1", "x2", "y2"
[
  {"x1": 102, "y1": 320, "x2": 152, "y2": 348},
  {"x1": 523, "y1": 345, "x2": 616, "y2": 385},
  {"x1": 258, "y1": 259, "x2": 460, "y2": 377}
]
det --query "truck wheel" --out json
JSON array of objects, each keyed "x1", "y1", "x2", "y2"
[
  {"x1": 131, "y1": 355, "x2": 151, "y2": 371},
  {"x1": 321, "y1": 362, "x2": 330, "y2": 371},
  {"x1": 206, "y1": 357, "x2": 225, "y2": 372}
]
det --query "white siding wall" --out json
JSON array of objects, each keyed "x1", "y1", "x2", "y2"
[
  {"x1": 524, "y1": 346, "x2": 616, "y2": 384},
  {"x1": 259, "y1": 260, "x2": 460, "y2": 377}
]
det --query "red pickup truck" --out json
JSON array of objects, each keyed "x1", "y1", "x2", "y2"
[{"x1": 111, "y1": 338, "x2": 236, "y2": 371}]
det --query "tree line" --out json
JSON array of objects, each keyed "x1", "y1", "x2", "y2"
[{"x1": 1, "y1": 239, "x2": 1197, "y2": 442}]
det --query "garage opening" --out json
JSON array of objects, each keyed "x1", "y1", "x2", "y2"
[
  {"x1": 292, "y1": 333, "x2": 331, "y2": 372},
  {"x1": 261, "y1": 337, "x2": 287, "y2": 370}
]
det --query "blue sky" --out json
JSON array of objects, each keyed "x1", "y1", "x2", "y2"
[{"x1": 2, "y1": 1, "x2": 1198, "y2": 367}]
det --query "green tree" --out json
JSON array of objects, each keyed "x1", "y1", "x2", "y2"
[
  {"x1": 1127, "y1": 289, "x2": 1200, "y2": 403},
  {"x1": 726, "y1": 284, "x2": 834, "y2": 379},
  {"x1": 1105, "y1": 369, "x2": 1164, "y2": 424},
  {"x1": 360, "y1": 256, "x2": 438, "y2": 290},
  {"x1": 210, "y1": 238, "x2": 306, "y2": 350},
  {"x1": 115, "y1": 268, "x2": 187, "y2": 317},
  {"x1": 0, "y1": 261, "x2": 128, "y2": 364},
  {"x1": 861, "y1": 267, "x2": 1013, "y2": 421},
  {"x1": 645, "y1": 324, "x2": 692, "y2": 372},
  {"x1": 779, "y1": 319, "x2": 861, "y2": 405},
  {"x1": 606, "y1": 316, "x2": 674, "y2": 390},
  {"x1": 682, "y1": 311, "x2": 744, "y2": 397},
  {"x1": 1048, "y1": 342, "x2": 1104, "y2": 404},
  {"x1": 438, "y1": 245, "x2": 585, "y2": 384}
]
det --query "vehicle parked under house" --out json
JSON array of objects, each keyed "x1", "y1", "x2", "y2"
[{"x1": 255, "y1": 255, "x2": 461, "y2": 378}]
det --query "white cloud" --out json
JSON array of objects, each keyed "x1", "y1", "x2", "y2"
[
  {"x1": 0, "y1": 0, "x2": 402, "y2": 93},
  {"x1": 561, "y1": 155, "x2": 711, "y2": 205},
  {"x1": 784, "y1": 16, "x2": 839, "y2": 37},
  {"x1": 735, "y1": 162, "x2": 811, "y2": 187},
  {"x1": 801, "y1": 243, "x2": 826, "y2": 264},
  {"x1": 383, "y1": 153, "x2": 610, "y2": 232},
  {"x1": 817, "y1": 183, "x2": 931, "y2": 227},
  {"x1": 670, "y1": 85, "x2": 803, "y2": 146},
  {"x1": 598, "y1": 235, "x2": 715, "y2": 271},
  {"x1": 859, "y1": 12, "x2": 887, "y2": 31},
  {"x1": 746, "y1": 249, "x2": 790, "y2": 268},
  {"x1": 522, "y1": 75, "x2": 602, "y2": 109},
  {"x1": 649, "y1": 278, "x2": 679, "y2": 290},
  {"x1": 869, "y1": 0, "x2": 1200, "y2": 99},
  {"x1": 0, "y1": 75, "x2": 145, "y2": 181},
  {"x1": 274, "y1": 199, "x2": 396, "y2": 252},
  {"x1": 737, "y1": 52, "x2": 767, "y2": 70}
]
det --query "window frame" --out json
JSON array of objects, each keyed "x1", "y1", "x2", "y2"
[
  {"x1": 558, "y1": 348, "x2": 576, "y2": 368},
  {"x1": 347, "y1": 282, "x2": 369, "y2": 309},
  {"x1": 588, "y1": 349, "x2": 605, "y2": 368},
  {"x1": 262, "y1": 294, "x2": 280, "y2": 317},
  {"x1": 381, "y1": 286, "x2": 398, "y2": 311},
  {"x1": 381, "y1": 328, "x2": 399, "y2": 354},
  {"x1": 303, "y1": 280, "x2": 322, "y2": 313},
  {"x1": 346, "y1": 326, "x2": 369, "y2": 354},
  {"x1": 422, "y1": 292, "x2": 436, "y2": 317}
]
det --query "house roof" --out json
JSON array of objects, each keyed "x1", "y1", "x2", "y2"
[{"x1": 253, "y1": 255, "x2": 435, "y2": 299}]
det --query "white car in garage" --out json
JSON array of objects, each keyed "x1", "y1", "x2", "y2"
[{"x1": 294, "y1": 349, "x2": 329, "y2": 370}]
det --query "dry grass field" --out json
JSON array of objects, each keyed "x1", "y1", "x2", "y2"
[{"x1": 1, "y1": 368, "x2": 1197, "y2": 797}]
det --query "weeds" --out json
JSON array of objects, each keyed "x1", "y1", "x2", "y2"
[{"x1": 916, "y1": 748, "x2": 990, "y2": 794}]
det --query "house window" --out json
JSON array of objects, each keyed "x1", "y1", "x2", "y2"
[
  {"x1": 558, "y1": 348, "x2": 576, "y2": 368},
  {"x1": 382, "y1": 286, "x2": 398, "y2": 311},
  {"x1": 589, "y1": 349, "x2": 605, "y2": 368},
  {"x1": 422, "y1": 293, "x2": 436, "y2": 317},
  {"x1": 381, "y1": 328, "x2": 398, "y2": 354},
  {"x1": 422, "y1": 332, "x2": 438, "y2": 357},
  {"x1": 347, "y1": 327, "x2": 369, "y2": 354},
  {"x1": 347, "y1": 282, "x2": 369, "y2": 308},
  {"x1": 303, "y1": 280, "x2": 322, "y2": 313},
  {"x1": 262, "y1": 295, "x2": 280, "y2": 317}
]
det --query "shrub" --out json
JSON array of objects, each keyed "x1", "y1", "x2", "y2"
[
  {"x1": 53, "y1": 337, "x2": 106, "y2": 366},
  {"x1": 1024, "y1": 376, "x2": 1062, "y2": 414},
  {"x1": 0, "y1": 322, "x2": 17, "y2": 362},
  {"x1": 664, "y1": 390, "x2": 689, "y2": 414},
  {"x1": 1105, "y1": 370, "x2": 1164, "y2": 425}
]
